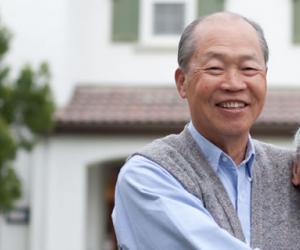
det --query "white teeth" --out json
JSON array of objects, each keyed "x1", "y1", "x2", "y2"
[{"x1": 219, "y1": 102, "x2": 246, "y2": 108}]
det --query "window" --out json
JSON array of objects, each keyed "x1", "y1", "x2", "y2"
[
  {"x1": 111, "y1": 0, "x2": 225, "y2": 43},
  {"x1": 139, "y1": 0, "x2": 196, "y2": 46},
  {"x1": 153, "y1": 3, "x2": 185, "y2": 35}
]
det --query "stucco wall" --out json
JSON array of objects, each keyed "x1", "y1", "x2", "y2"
[{"x1": 29, "y1": 134, "x2": 161, "y2": 250}]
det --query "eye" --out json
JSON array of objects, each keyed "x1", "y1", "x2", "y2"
[
  {"x1": 242, "y1": 67, "x2": 258, "y2": 76},
  {"x1": 205, "y1": 67, "x2": 224, "y2": 75},
  {"x1": 243, "y1": 67, "x2": 256, "y2": 71}
]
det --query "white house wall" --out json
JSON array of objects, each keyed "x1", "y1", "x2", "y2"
[
  {"x1": 0, "y1": 216, "x2": 29, "y2": 250},
  {"x1": 1, "y1": 0, "x2": 300, "y2": 106},
  {"x1": 29, "y1": 134, "x2": 160, "y2": 250},
  {"x1": 0, "y1": 149, "x2": 34, "y2": 250},
  {"x1": 0, "y1": 0, "x2": 71, "y2": 106}
]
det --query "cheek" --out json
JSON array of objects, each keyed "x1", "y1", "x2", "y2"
[
  {"x1": 202, "y1": 85, "x2": 211, "y2": 92},
  {"x1": 187, "y1": 72, "x2": 218, "y2": 100},
  {"x1": 256, "y1": 82, "x2": 267, "y2": 101},
  {"x1": 248, "y1": 76, "x2": 267, "y2": 99},
  {"x1": 196, "y1": 79, "x2": 217, "y2": 98}
]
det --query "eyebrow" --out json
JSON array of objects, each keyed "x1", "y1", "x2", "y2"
[{"x1": 201, "y1": 51, "x2": 259, "y2": 64}]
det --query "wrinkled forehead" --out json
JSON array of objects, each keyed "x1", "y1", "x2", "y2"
[
  {"x1": 194, "y1": 13, "x2": 258, "y2": 41},
  {"x1": 191, "y1": 14, "x2": 262, "y2": 56}
]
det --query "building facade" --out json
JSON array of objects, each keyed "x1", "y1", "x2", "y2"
[{"x1": 0, "y1": 1, "x2": 300, "y2": 250}]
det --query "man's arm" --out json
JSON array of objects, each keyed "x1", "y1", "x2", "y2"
[{"x1": 112, "y1": 155, "x2": 255, "y2": 250}]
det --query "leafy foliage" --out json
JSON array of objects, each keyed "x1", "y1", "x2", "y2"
[{"x1": 0, "y1": 22, "x2": 55, "y2": 212}]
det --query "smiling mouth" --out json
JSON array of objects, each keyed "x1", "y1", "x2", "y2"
[{"x1": 216, "y1": 101, "x2": 248, "y2": 109}]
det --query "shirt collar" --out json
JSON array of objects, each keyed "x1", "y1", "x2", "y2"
[
  {"x1": 242, "y1": 139, "x2": 255, "y2": 179},
  {"x1": 187, "y1": 122, "x2": 255, "y2": 178}
]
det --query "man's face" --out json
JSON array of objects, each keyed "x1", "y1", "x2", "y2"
[{"x1": 176, "y1": 15, "x2": 267, "y2": 145}]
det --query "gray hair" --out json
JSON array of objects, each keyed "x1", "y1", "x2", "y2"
[{"x1": 177, "y1": 13, "x2": 269, "y2": 72}]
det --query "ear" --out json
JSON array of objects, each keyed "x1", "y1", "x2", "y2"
[{"x1": 175, "y1": 68, "x2": 187, "y2": 99}]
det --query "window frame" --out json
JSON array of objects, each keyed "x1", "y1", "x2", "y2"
[{"x1": 139, "y1": 0, "x2": 196, "y2": 47}]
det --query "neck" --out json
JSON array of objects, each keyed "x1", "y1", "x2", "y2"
[
  {"x1": 200, "y1": 131, "x2": 249, "y2": 165},
  {"x1": 215, "y1": 135, "x2": 249, "y2": 165},
  {"x1": 224, "y1": 142, "x2": 248, "y2": 165},
  {"x1": 191, "y1": 123, "x2": 250, "y2": 165}
]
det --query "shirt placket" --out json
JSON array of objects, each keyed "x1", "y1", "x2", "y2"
[{"x1": 236, "y1": 164, "x2": 251, "y2": 245}]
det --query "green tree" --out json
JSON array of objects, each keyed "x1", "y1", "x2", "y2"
[{"x1": 0, "y1": 23, "x2": 55, "y2": 212}]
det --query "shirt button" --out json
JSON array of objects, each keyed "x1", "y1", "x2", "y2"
[{"x1": 222, "y1": 156, "x2": 228, "y2": 162}]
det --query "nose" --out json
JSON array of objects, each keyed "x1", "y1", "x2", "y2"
[{"x1": 220, "y1": 69, "x2": 247, "y2": 91}]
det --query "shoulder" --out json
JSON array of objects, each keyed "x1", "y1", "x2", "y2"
[
  {"x1": 134, "y1": 128, "x2": 199, "y2": 166},
  {"x1": 137, "y1": 132, "x2": 184, "y2": 156},
  {"x1": 117, "y1": 155, "x2": 185, "y2": 193}
]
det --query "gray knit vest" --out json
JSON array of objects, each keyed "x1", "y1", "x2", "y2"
[{"x1": 135, "y1": 127, "x2": 300, "y2": 250}]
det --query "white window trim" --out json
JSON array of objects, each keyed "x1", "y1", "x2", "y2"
[{"x1": 139, "y1": 0, "x2": 196, "y2": 48}]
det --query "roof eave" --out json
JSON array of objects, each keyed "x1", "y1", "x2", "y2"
[{"x1": 53, "y1": 121, "x2": 299, "y2": 136}]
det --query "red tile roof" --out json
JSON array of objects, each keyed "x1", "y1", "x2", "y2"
[{"x1": 55, "y1": 86, "x2": 300, "y2": 134}]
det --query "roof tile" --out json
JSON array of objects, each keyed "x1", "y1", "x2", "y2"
[{"x1": 55, "y1": 86, "x2": 300, "y2": 133}]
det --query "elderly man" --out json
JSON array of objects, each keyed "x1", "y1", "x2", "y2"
[{"x1": 112, "y1": 12, "x2": 300, "y2": 250}]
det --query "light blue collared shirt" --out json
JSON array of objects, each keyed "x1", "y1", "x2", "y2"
[
  {"x1": 112, "y1": 122, "x2": 256, "y2": 250},
  {"x1": 188, "y1": 123, "x2": 255, "y2": 244}
]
